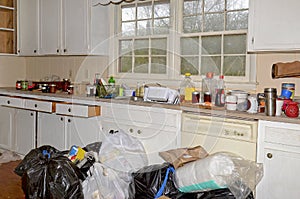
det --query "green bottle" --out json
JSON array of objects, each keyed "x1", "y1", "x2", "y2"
[{"x1": 108, "y1": 76, "x2": 115, "y2": 86}]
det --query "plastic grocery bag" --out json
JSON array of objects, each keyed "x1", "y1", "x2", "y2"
[
  {"x1": 128, "y1": 163, "x2": 178, "y2": 199},
  {"x1": 175, "y1": 152, "x2": 263, "y2": 199},
  {"x1": 15, "y1": 145, "x2": 85, "y2": 199},
  {"x1": 82, "y1": 162, "x2": 132, "y2": 199},
  {"x1": 99, "y1": 129, "x2": 148, "y2": 172}
]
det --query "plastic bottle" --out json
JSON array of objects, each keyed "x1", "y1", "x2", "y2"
[
  {"x1": 108, "y1": 76, "x2": 115, "y2": 86},
  {"x1": 179, "y1": 73, "x2": 195, "y2": 103},
  {"x1": 201, "y1": 72, "x2": 217, "y2": 105},
  {"x1": 215, "y1": 75, "x2": 225, "y2": 107}
]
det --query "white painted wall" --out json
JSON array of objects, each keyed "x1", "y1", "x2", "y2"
[{"x1": 0, "y1": 56, "x2": 26, "y2": 87}]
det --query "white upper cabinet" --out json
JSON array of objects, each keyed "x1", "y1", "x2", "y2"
[
  {"x1": 17, "y1": 0, "x2": 39, "y2": 55},
  {"x1": 248, "y1": 0, "x2": 300, "y2": 52},
  {"x1": 18, "y1": 0, "x2": 109, "y2": 56}
]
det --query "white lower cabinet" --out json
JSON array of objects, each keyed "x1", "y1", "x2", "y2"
[
  {"x1": 14, "y1": 109, "x2": 36, "y2": 155},
  {"x1": 37, "y1": 112, "x2": 102, "y2": 151},
  {"x1": 257, "y1": 120, "x2": 300, "y2": 199},
  {"x1": 0, "y1": 106, "x2": 15, "y2": 150},
  {"x1": 100, "y1": 103, "x2": 181, "y2": 165}
]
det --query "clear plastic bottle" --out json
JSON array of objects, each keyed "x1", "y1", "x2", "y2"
[
  {"x1": 201, "y1": 72, "x2": 217, "y2": 105},
  {"x1": 215, "y1": 75, "x2": 225, "y2": 107},
  {"x1": 179, "y1": 73, "x2": 195, "y2": 103}
]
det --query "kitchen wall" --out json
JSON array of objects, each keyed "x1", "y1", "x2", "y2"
[
  {"x1": 0, "y1": 56, "x2": 26, "y2": 87},
  {"x1": 256, "y1": 53, "x2": 300, "y2": 97},
  {"x1": 25, "y1": 56, "x2": 109, "y2": 84}
]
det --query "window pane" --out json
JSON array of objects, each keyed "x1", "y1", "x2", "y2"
[
  {"x1": 121, "y1": 5, "x2": 136, "y2": 21},
  {"x1": 204, "y1": 0, "x2": 225, "y2": 13},
  {"x1": 151, "y1": 38, "x2": 167, "y2": 55},
  {"x1": 183, "y1": 15, "x2": 202, "y2": 33},
  {"x1": 181, "y1": 57, "x2": 199, "y2": 75},
  {"x1": 119, "y1": 56, "x2": 132, "y2": 73},
  {"x1": 137, "y1": 20, "x2": 152, "y2": 36},
  {"x1": 122, "y1": 22, "x2": 135, "y2": 36},
  {"x1": 181, "y1": 37, "x2": 199, "y2": 55},
  {"x1": 134, "y1": 57, "x2": 149, "y2": 73},
  {"x1": 226, "y1": 10, "x2": 248, "y2": 30},
  {"x1": 202, "y1": 35, "x2": 221, "y2": 55},
  {"x1": 134, "y1": 39, "x2": 149, "y2": 55},
  {"x1": 154, "y1": 18, "x2": 170, "y2": 34},
  {"x1": 120, "y1": 40, "x2": 133, "y2": 55},
  {"x1": 227, "y1": 0, "x2": 249, "y2": 10},
  {"x1": 201, "y1": 56, "x2": 221, "y2": 75},
  {"x1": 137, "y1": 2, "x2": 152, "y2": 20},
  {"x1": 224, "y1": 56, "x2": 245, "y2": 76},
  {"x1": 224, "y1": 34, "x2": 246, "y2": 54},
  {"x1": 151, "y1": 57, "x2": 167, "y2": 74},
  {"x1": 154, "y1": 1, "x2": 170, "y2": 18},
  {"x1": 184, "y1": 0, "x2": 202, "y2": 15},
  {"x1": 204, "y1": 13, "x2": 224, "y2": 32}
]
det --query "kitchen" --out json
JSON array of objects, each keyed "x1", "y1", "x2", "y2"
[{"x1": 0, "y1": 0, "x2": 300, "y2": 198}]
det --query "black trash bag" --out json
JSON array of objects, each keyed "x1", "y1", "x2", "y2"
[
  {"x1": 14, "y1": 145, "x2": 65, "y2": 177},
  {"x1": 128, "y1": 162, "x2": 178, "y2": 199},
  {"x1": 22, "y1": 155, "x2": 84, "y2": 199},
  {"x1": 174, "y1": 188, "x2": 254, "y2": 199}
]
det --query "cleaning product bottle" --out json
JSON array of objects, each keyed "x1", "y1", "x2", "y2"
[
  {"x1": 179, "y1": 73, "x2": 195, "y2": 103},
  {"x1": 215, "y1": 75, "x2": 225, "y2": 107},
  {"x1": 108, "y1": 76, "x2": 115, "y2": 86},
  {"x1": 201, "y1": 72, "x2": 217, "y2": 105}
]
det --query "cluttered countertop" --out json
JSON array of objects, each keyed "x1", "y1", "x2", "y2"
[{"x1": 0, "y1": 86, "x2": 300, "y2": 124}]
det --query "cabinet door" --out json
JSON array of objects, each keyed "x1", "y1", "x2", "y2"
[
  {"x1": 248, "y1": 0, "x2": 300, "y2": 51},
  {"x1": 17, "y1": 0, "x2": 39, "y2": 55},
  {"x1": 39, "y1": 0, "x2": 61, "y2": 55},
  {"x1": 37, "y1": 112, "x2": 66, "y2": 151},
  {"x1": 0, "y1": 106, "x2": 14, "y2": 150},
  {"x1": 256, "y1": 148, "x2": 300, "y2": 199},
  {"x1": 15, "y1": 109, "x2": 36, "y2": 155},
  {"x1": 66, "y1": 116, "x2": 102, "y2": 148},
  {"x1": 62, "y1": 0, "x2": 88, "y2": 55}
]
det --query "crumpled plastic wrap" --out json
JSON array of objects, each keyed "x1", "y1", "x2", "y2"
[
  {"x1": 98, "y1": 129, "x2": 148, "y2": 172},
  {"x1": 175, "y1": 152, "x2": 263, "y2": 199}
]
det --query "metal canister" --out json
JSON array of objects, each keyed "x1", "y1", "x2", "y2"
[
  {"x1": 264, "y1": 88, "x2": 277, "y2": 116},
  {"x1": 192, "y1": 91, "x2": 200, "y2": 104},
  {"x1": 16, "y1": 80, "x2": 22, "y2": 90}
]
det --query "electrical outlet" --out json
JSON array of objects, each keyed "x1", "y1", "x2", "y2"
[{"x1": 68, "y1": 69, "x2": 72, "y2": 79}]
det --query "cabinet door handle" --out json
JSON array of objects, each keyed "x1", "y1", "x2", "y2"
[
  {"x1": 68, "y1": 119, "x2": 71, "y2": 123},
  {"x1": 57, "y1": 49, "x2": 59, "y2": 53},
  {"x1": 60, "y1": 117, "x2": 64, "y2": 121},
  {"x1": 68, "y1": 108, "x2": 71, "y2": 112},
  {"x1": 33, "y1": 50, "x2": 37, "y2": 53},
  {"x1": 129, "y1": 128, "x2": 134, "y2": 133},
  {"x1": 30, "y1": 113, "x2": 34, "y2": 116},
  {"x1": 267, "y1": 153, "x2": 273, "y2": 159},
  {"x1": 64, "y1": 49, "x2": 67, "y2": 53},
  {"x1": 137, "y1": 129, "x2": 142, "y2": 134}
]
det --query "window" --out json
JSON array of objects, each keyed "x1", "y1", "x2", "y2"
[
  {"x1": 116, "y1": 0, "x2": 252, "y2": 85},
  {"x1": 181, "y1": 0, "x2": 249, "y2": 77},
  {"x1": 119, "y1": 0, "x2": 170, "y2": 75}
]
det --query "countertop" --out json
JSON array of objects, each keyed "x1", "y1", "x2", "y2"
[{"x1": 0, "y1": 87, "x2": 299, "y2": 124}]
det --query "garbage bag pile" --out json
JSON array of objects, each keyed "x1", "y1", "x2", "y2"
[{"x1": 15, "y1": 130, "x2": 263, "y2": 199}]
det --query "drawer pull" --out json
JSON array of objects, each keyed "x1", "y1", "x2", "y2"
[
  {"x1": 7, "y1": 100, "x2": 10, "y2": 104},
  {"x1": 129, "y1": 128, "x2": 134, "y2": 133},
  {"x1": 137, "y1": 130, "x2": 142, "y2": 134},
  {"x1": 60, "y1": 117, "x2": 64, "y2": 121},
  {"x1": 68, "y1": 119, "x2": 71, "y2": 123},
  {"x1": 30, "y1": 113, "x2": 34, "y2": 116},
  {"x1": 34, "y1": 104, "x2": 38, "y2": 108},
  {"x1": 267, "y1": 153, "x2": 273, "y2": 159},
  {"x1": 68, "y1": 108, "x2": 71, "y2": 112}
]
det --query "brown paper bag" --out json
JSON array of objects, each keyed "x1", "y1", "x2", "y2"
[{"x1": 159, "y1": 145, "x2": 208, "y2": 169}]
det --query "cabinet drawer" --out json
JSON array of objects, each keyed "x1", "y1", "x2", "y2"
[
  {"x1": 0, "y1": 96, "x2": 24, "y2": 108},
  {"x1": 56, "y1": 103, "x2": 101, "y2": 117},
  {"x1": 265, "y1": 125, "x2": 300, "y2": 147},
  {"x1": 24, "y1": 99, "x2": 55, "y2": 113},
  {"x1": 101, "y1": 104, "x2": 179, "y2": 127}
]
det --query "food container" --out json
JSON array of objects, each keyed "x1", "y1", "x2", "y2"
[
  {"x1": 264, "y1": 88, "x2": 277, "y2": 116},
  {"x1": 49, "y1": 84, "x2": 57, "y2": 93},
  {"x1": 63, "y1": 79, "x2": 71, "y2": 92},
  {"x1": 230, "y1": 90, "x2": 248, "y2": 111},
  {"x1": 41, "y1": 84, "x2": 49, "y2": 93},
  {"x1": 192, "y1": 91, "x2": 200, "y2": 104},
  {"x1": 67, "y1": 85, "x2": 74, "y2": 95},
  {"x1": 225, "y1": 95, "x2": 237, "y2": 110}
]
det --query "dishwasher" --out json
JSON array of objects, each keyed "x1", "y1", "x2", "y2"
[{"x1": 181, "y1": 112, "x2": 258, "y2": 161}]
